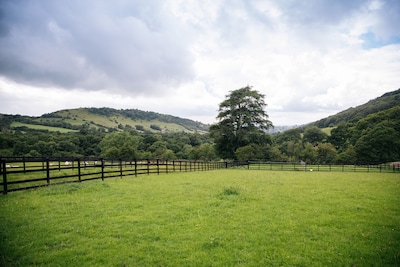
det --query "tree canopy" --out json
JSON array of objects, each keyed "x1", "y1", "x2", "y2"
[{"x1": 210, "y1": 86, "x2": 273, "y2": 159}]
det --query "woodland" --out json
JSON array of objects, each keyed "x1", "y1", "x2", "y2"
[{"x1": 0, "y1": 89, "x2": 399, "y2": 165}]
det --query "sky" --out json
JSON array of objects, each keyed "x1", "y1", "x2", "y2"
[{"x1": 0, "y1": 0, "x2": 399, "y2": 126}]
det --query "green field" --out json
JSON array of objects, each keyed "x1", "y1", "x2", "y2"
[
  {"x1": 11, "y1": 122, "x2": 78, "y2": 133},
  {"x1": 1, "y1": 170, "x2": 399, "y2": 266},
  {"x1": 38, "y1": 109, "x2": 200, "y2": 133}
]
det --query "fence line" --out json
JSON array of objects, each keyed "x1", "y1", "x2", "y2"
[
  {"x1": 230, "y1": 160, "x2": 400, "y2": 173},
  {"x1": 2, "y1": 157, "x2": 399, "y2": 194},
  {"x1": 0, "y1": 157, "x2": 228, "y2": 194}
]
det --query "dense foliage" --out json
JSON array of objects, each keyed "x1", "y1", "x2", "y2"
[
  {"x1": 1, "y1": 89, "x2": 399, "y2": 164},
  {"x1": 0, "y1": 127, "x2": 216, "y2": 161},
  {"x1": 209, "y1": 86, "x2": 273, "y2": 159},
  {"x1": 270, "y1": 106, "x2": 400, "y2": 164},
  {"x1": 314, "y1": 88, "x2": 400, "y2": 127}
]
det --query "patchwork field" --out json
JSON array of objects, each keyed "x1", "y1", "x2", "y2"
[{"x1": 1, "y1": 170, "x2": 399, "y2": 266}]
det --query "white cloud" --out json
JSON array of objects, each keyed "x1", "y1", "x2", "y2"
[{"x1": 0, "y1": 0, "x2": 399, "y2": 126}]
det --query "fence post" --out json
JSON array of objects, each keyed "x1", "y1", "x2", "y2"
[
  {"x1": 147, "y1": 159, "x2": 150, "y2": 175},
  {"x1": 23, "y1": 156, "x2": 26, "y2": 173},
  {"x1": 134, "y1": 159, "x2": 137, "y2": 177},
  {"x1": 101, "y1": 159, "x2": 105, "y2": 181},
  {"x1": 77, "y1": 159, "x2": 81, "y2": 182},
  {"x1": 166, "y1": 160, "x2": 168, "y2": 174},
  {"x1": 2, "y1": 159, "x2": 7, "y2": 195},
  {"x1": 119, "y1": 159, "x2": 123, "y2": 178},
  {"x1": 46, "y1": 157, "x2": 50, "y2": 185}
]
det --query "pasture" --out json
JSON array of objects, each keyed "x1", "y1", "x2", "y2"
[
  {"x1": 1, "y1": 170, "x2": 399, "y2": 266},
  {"x1": 10, "y1": 122, "x2": 78, "y2": 133}
]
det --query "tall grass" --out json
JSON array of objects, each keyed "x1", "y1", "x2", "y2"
[{"x1": 1, "y1": 170, "x2": 399, "y2": 266}]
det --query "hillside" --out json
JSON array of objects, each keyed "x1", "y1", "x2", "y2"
[
  {"x1": 0, "y1": 107, "x2": 209, "y2": 133},
  {"x1": 2, "y1": 89, "x2": 399, "y2": 134},
  {"x1": 313, "y1": 88, "x2": 400, "y2": 128},
  {"x1": 1, "y1": 91, "x2": 399, "y2": 163}
]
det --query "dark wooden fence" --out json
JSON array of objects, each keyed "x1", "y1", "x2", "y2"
[
  {"x1": 2, "y1": 157, "x2": 399, "y2": 194},
  {"x1": 0, "y1": 157, "x2": 228, "y2": 194},
  {"x1": 231, "y1": 160, "x2": 400, "y2": 173}
]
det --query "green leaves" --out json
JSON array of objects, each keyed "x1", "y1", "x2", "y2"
[{"x1": 210, "y1": 86, "x2": 273, "y2": 159}]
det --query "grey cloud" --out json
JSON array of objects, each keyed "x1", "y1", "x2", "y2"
[
  {"x1": 280, "y1": 96, "x2": 342, "y2": 113},
  {"x1": 281, "y1": 0, "x2": 400, "y2": 42},
  {"x1": 282, "y1": 0, "x2": 366, "y2": 25},
  {"x1": 373, "y1": 0, "x2": 400, "y2": 40},
  {"x1": 0, "y1": 0, "x2": 194, "y2": 94}
]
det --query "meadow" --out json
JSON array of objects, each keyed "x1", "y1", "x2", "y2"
[
  {"x1": 1, "y1": 170, "x2": 399, "y2": 266},
  {"x1": 10, "y1": 122, "x2": 79, "y2": 133}
]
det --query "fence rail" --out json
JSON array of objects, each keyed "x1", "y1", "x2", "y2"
[
  {"x1": 2, "y1": 157, "x2": 399, "y2": 194},
  {"x1": 0, "y1": 157, "x2": 227, "y2": 194},
  {"x1": 231, "y1": 160, "x2": 400, "y2": 173}
]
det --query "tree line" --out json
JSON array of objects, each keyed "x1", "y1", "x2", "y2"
[
  {"x1": 209, "y1": 86, "x2": 400, "y2": 164},
  {"x1": 1, "y1": 87, "x2": 399, "y2": 164},
  {"x1": 0, "y1": 129, "x2": 217, "y2": 161}
]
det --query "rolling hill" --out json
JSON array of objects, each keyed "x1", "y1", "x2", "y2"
[
  {"x1": 1, "y1": 88, "x2": 399, "y2": 135},
  {"x1": 313, "y1": 88, "x2": 400, "y2": 128},
  {"x1": 1, "y1": 107, "x2": 209, "y2": 133}
]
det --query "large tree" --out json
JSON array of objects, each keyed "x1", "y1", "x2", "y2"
[{"x1": 210, "y1": 86, "x2": 273, "y2": 159}]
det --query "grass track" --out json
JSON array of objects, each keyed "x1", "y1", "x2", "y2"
[{"x1": 1, "y1": 170, "x2": 399, "y2": 266}]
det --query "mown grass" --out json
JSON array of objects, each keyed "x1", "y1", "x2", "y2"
[{"x1": 1, "y1": 170, "x2": 399, "y2": 266}]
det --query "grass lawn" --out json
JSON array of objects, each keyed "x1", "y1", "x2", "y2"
[{"x1": 1, "y1": 170, "x2": 399, "y2": 266}]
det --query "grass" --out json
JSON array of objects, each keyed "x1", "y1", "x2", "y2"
[
  {"x1": 10, "y1": 122, "x2": 78, "y2": 133},
  {"x1": 321, "y1": 126, "x2": 335, "y2": 136},
  {"x1": 2, "y1": 160, "x2": 210, "y2": 192},
  {"x1": 1, "y1": 170, "x2": 399, "y2": 266},
  {"x1": 41, "y1": 109, "x2": 196, "y2": 133}
]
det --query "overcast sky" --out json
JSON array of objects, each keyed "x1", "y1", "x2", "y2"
[{"x1": 0, "y1": 0, "x2": 399, "y2": 125}]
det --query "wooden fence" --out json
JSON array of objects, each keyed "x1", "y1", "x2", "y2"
[
  {"x1": 2, "y1": 157, "x2": 399, "y2": 194},
  {"x1": 0, "y1": 157, "x2": 228, "y2": 194},
  {"x1": 231, "y1": 160, "x2": 400, "y2": 173}
]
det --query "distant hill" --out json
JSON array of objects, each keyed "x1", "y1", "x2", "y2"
[
  {"x1": 0, "y1": 107, "x2": 209, "y2": 133},
  {"x1": 313, "y1": 88, "x2": 400, "y2": 128},
  {"x1": 2, "y1": 89, "x2": 399, "y2": 134}
]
